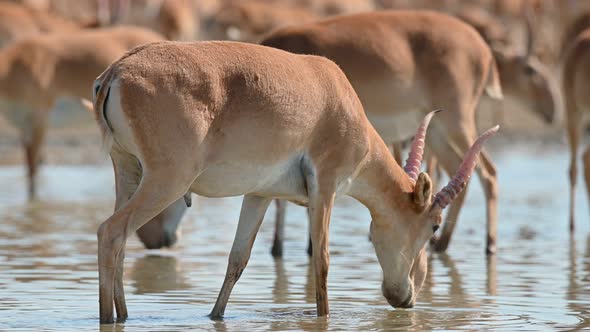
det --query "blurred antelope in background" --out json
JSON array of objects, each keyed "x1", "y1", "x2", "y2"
[
  {"x1": 91, "y1": 40, "x2": 498, "y2": 323},
  {"x1": 205, "y1": 0, "x2": 319, "y2": 42},
  {"x1": 457, "y1": 5, "x2": 560, "y2": 125},
  {"x1": 299, "y1": 0, "x2": 376, "y2": 16},
  {"x1": 563, "y1": 27, "x2": 590, "y2": 230},
  {"x1": 98, "y1": 0, "x2": 199, "y2": 41},
  {"x1": 0, "y1": 1, "x2": 94, "y2": 47},
  {"x1": 261, "y1": 10, "x2": 501, "y2": 254},
  {"x1": 202, "y1": 0, "x2": 376, "y2": 43},
  {"x1": 0, "y1": 26, "x2": 163, "y2": 200}
]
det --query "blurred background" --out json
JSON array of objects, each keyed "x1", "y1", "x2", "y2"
[
  {"x1": 1, "y1": 1, "x2": 590, "y2": 331},
  {"x1": 0, "y1": 0, "x2": 578, "y2": 165}
]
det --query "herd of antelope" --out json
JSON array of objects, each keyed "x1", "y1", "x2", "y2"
[{"x1": 0, "y1": 0, "x2": 588, "y2": 325}]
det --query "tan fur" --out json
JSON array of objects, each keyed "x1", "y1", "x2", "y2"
[
  {"x1": 562, "y1": 28, "x2": 590, "y2": 230},
  {"x1": 93, "y1": 41, "x2": 458, "y2": 323},
  {"x1": 0, "y1": 26, "x2": 165, "y2": 198},
  {"x1": 261, "y1": 10, "x2": 500, "y2": 254}
]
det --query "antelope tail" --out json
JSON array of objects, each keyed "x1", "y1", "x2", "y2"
[{"x1": 92, "y1": 68, "x2": 116, "y2": 153}]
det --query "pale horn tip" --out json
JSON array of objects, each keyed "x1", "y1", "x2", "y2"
[{"x1": 482, "y1": 125, "x2": 500, "y2": 137}]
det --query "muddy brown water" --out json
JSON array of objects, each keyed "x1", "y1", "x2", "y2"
[{"x1": 1, "y1": 143, "x2": 590, "y2": 331}]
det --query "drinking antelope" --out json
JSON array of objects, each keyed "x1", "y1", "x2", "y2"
[
  {"x1": 563, "y1": 28, "x2": 590, "y2": 229},
  {"x1": 260, "y1": 10, "x2": 501, "y2": 254},
  {"x1": 91, "y1": 40, "x2": 498, "y2": 323}
]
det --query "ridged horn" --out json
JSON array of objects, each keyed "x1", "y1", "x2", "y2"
[
  {"x1": 431, "y1": 125, "x2": 500, "y2": 213},
  {"x1": 403, "y1": 109, "x2": 442, "y2": 182}
]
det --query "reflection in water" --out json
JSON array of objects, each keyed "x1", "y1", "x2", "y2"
[
  {"x1": 2, "y1": 146, "x2": 590, "y2": 331},
  {"x1": 272, "y1": 259, "x2": 289, "y2": 304},
  {"x1": 567, "y1": 234, "x2": 590, "y2": 330},
  {"x1": 129, "y1": 255, "x2": 191, "y2": 295},
  {"x1": 99, "y1": 323, "x2": 126, "y2": 332},
  {"x1": 304, "y1": 262, "x2": 315, "y2": 304},
  {"x1": 486, "y1": 255, "x2": 497, "y2": 296},
  {"x1": 368, "y1": 309, "x2": 419, "y2": 331},
  {"x1": 438, "y1": 253, "x2": 470, "y2": 307}
]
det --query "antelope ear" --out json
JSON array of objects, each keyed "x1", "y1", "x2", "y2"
[{"x1": 413, "y1": 172, "x2": 433, "y2": 211}]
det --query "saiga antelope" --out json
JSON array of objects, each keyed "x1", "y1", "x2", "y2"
[
  {"x1": 206, "y1": 0, "x2": 319, "y2": 42},
  {"x1": 563, "y1": 28, "x2": 590, "y2": 229},
  {"x1": 261, "y1": 10, "x2": 501, "y2": 254},
  {"x1": 0, "y1": 27, "x2": 161, "y2": 198},
  {"x1": 0, "y1": 1, "x2": 89, "y2": 47},
  {"x1": 298, "y1": 0, "x2": 376, "y2": 16},
  {"x1": 457, "y1": 6, "x2": 559, "y2": 124},
  {"x1": 91, "y1": 40, "x2": 498, "y2": 323},
  {"x1": 0, "y1": 26, "x2": 190, "y2": 250}
]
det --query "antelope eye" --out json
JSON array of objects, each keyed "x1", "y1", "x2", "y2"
[{"x1": 432, "y1": 225, "x2": 440, "y2": 233}]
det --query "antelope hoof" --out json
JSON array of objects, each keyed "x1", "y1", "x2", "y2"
[
  {"x1": 100, "y1": 316, "x2": 115, "y2": 325},
  {"x1": 432, "y1": 237, "x2": 449, "y2": 253},
  {"x1": 208, "y1": 312, "x2": 224, "y2": 321},
  {"x1": 271, "y1": 244, "x2": 283, "y2": 258}
]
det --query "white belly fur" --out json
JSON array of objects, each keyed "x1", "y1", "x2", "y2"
[
  {"x1": 367, "y1": 110, "x2": 422, "y2": 143},
  {"x1": 190, "y1": 155, "x2": 309, "y2": 202}
]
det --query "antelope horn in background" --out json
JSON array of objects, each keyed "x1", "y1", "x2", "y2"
[
  {"x1": 431, "y1": 125, "x2": 500, "y2": 213},
  {"x1": 404, "y1": 109, "x2": 442, "y2": 182}
]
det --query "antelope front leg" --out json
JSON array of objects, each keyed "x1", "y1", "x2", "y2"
[
  {"x1": 271, "y1": 199, "x2": 287, "y2": 258},
  {"x1": 113, "y1": 249, "x2": 128, "y2": 322},
  {"x1": 391, "y1": 142, "x2": 403, "y2": 165},
  {"x1": 425, "y1": 151, "x2": 439, "y2": 191},
  {"x1": 22, "y1": 110, "x2": 48, "y2": 200},
  {"x1": 568, "y1": 119, "x2": 580, "y2": 231},
  {"x1": 583, "y1": 147, "x2": 590, "y2": 217},
  {"x1": 307, "y1": 183, "x2": 336, "y2": 317},
  {"x1": 428, "y1": 134, "x2": 470, "y2": 253},
  {"x1": 210, "y1": 195, "x2": 272, "y2": 319}
]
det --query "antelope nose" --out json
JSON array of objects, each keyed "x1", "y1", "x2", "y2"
[
  {"x1": 161, "y1": 231, "x2": 178, "y2": 248},
  {"x1": 383, "y1": 287, "x2": 414, "y2": 308},
  {"x1": 142, "y1": 231, "x2": 178, "y2": 249}
]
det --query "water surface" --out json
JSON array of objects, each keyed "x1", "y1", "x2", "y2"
[{"x1": 1, "y1": 144, "x2": 589, "y2": 331}]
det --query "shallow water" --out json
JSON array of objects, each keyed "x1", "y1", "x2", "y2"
[{"x1": 1, "y1": 144, "x2": 590, "y2": 331}]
